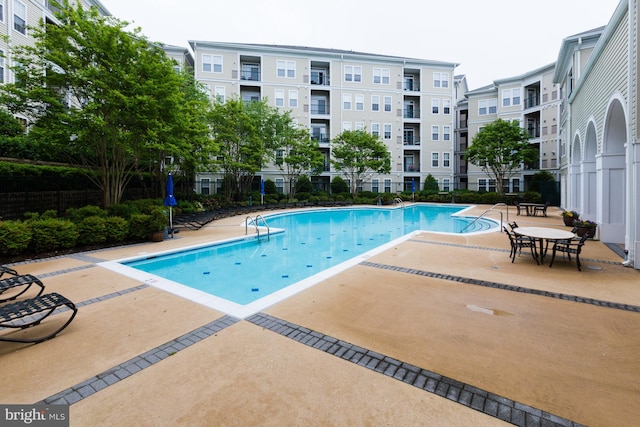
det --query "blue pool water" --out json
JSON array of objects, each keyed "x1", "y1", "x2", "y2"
[{"x1": 123, "y1": 205, "x2": 495, "y2": 307}]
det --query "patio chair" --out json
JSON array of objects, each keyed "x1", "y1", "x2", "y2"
[
  {"x1": 0, "y1": 293, "x2": 77, "y2": 343},
  {"x1": 0, "y1": 274, "x2": 46, "y2": 303},
  {"x1": 503, "y1": 226, "x2": 539, "y2": 264},
  {"x1": 533, "y1": 202, "x2": 550, "y2": 217},
  {"x1": 0, "y1": 266, "x2": 18, "y2": 278},
  {"x1": 548, "y1": 234, "x2": 589, "y2": 271}
]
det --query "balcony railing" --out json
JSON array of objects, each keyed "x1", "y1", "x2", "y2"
[
  {"x1": 403, "y1": 82, "x2": 421, "y2": 91},
  {"x1": 525, "y1": 95, "x2": 540, "y2": 109},
  {"x1": 403, "y1": 110, "x2": 420, "y2": 119},
  {"x1": 311, "y1": 106, "x2": 330, "y2": 114},
  {"x1": 311, "y1": 76, "x2": 330, "y2": 85},
  {"x1": 403, "y1": 138, "x2": 421, "y2": 146},
  {"x1": 311, "y1": 134, "x2": 330, "y2": 143},
  {"x1": 527, "y1": 127, "x2": 540, "y2": 138},
  {"x1": 240, "y1": 70, "x2": 261, "y2": 81},
  {"x1": 404, "y1": 166, "x2": 420, "y2": 173}
]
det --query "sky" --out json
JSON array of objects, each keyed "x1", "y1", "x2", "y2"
[{"x1": 101, "y1": 0, "x2": 621, "y2": 90}]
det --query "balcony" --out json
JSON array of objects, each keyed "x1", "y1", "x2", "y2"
[
  {"x1": 311, "y1": 75, "x2": 330, "y2": 86},
  {"x1": 311, "y1": 105, "x2": 330, "y2": 115},
  {"x1": 527, "y1": 126, "x2": 540, "y2": 138},
  {"x1": 240, "y1": 69, "x2": 261, "y2": 81},
  {"x1": 311, "y1": 134, "x2": 330, "y2": 144},
  {"x1": 525, "y1": 95, "x2": 540, "y2": 109},
  {"x1": 403, "y1": 110, "x2": 421, "y2": 119},
  {"x1": 404, "y1": 165, "x2": 420, "y2": 173},
  {"x1": 403, "y1": 82, "x2": 421, "y2": 91},
  {"x1": 403, "y1": 137, "x2": 421, "y2": 146}
]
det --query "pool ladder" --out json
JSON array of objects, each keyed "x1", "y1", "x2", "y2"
[
  {"x1": 246, "y1": 215, "x2": 270, "y2": 241},
  {"x1": 459, "y1": 203, "x2": 508, "y2": 233},
  {"x1": 393, "y1": 198, "x2": 404, "y2": 208}
]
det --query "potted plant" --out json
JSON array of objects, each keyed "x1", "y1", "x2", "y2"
[
  {"x1": 574, "y1": 219, "x2": 597, "y2": 238},
  {"x1": 148, "y1": 207, "x2": 168, "y2": 242},
  {"x1": 560, "y1": 210, "x2": 579, "y2": 227}
]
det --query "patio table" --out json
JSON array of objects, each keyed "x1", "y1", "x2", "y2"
[{"x1": 513, "y1": 227, "x2": 575, "y2": 265}]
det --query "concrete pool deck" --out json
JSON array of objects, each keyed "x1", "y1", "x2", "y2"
[{"x1": 0, "y1": 204, "x2": 637, "y2": 426}]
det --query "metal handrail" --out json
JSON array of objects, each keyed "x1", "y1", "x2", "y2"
[
  {"x1": 393, "y1": 198, "x2": 404, "y2": 208},
  {"x1": 245, "y1": 215, "x2": 270, "y2": 241},
  {"x1": 460, "y1": 207, "x2": 504, "y2": 233}
]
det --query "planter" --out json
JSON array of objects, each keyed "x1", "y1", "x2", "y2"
[
  {"x1": 575, "y1": 226, "x2": 597, "y2": 238},
  {"x1": 149, "y1": 231, "x2": 165, "y2": 242},
  {"x1": 563, "y1": 216, "x2": 578, "y2": 227}
]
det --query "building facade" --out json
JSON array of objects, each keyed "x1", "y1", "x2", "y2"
[
  {"x1": 188, "y1": 41, "x2": 458, "y2": 196},
  {"x1": 553, "y1": 0, "x2": 639, "y2": 269}
]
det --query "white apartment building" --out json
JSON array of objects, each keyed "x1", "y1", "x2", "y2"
[
  {"x1": 458, "y1": 64, "x2": 561, "y2": 198},
  {"x1": 188, "y1": 41, "x2": 458, "y2": 196},
  {"x1": 553, "y1": 0, "x2": 640, "y2": 269}
]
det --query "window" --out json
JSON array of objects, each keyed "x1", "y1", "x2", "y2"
[
  {"x1": 512, "y1": 178, "x2": 520, "y2": 193},
  {"x1": 384, "y1": 123, "x2": 392, "y2": 139},
  {"x1": 443, "y1": 126, "x2": 451, "y2": 141},
  {"x1": 343, "y1": 122, "x2": 352, "y2": 132},
  {"x1": 432, "y1": 99, "x2": 439, "y2": 114},
  {"x1": 384, "y1": 96, "x2": 392, "y2": 112},
  {"x1": 372, "y1": 179, "x2": 379, "y2": 193},
  {"x1": 343, "y1": 93, "x2": 352, "y2": 110},
  {"x1": 433, "y1": 72, "x2": 449, "y2": 88},
  {"x1": 275, "y1": 89, "x2": 284, "y2": 107},
  {"x1": 277, "y1": 60, "x2": 296, "y2": 78},
  {"x1": 276, "y1": 178, "x2": 284, "y2": 194},
  {"x1": 0, "y1": 2, "x2": 3, "y2": 22},
  {"x1": 201, "y1": 178, "x2": 210, "y2": 195},
  {"x1": 0, "y1": 51, "x2": 4, "y2": 83},
  {"x1": 478, "y1": 99, "x2": 497, "y2": 115},
  {"x1": 371, "y1": 123, "x2": 380, "y2": 137},
  {"x1": 371, "y1": 95, "x2": 379, "y2": 112},
  {"x1": 275, "y1": 149, "x2": 284, "y2": 165},
  {"x1": 489, "y1": 179, "x2": 497, "y2": 192},
  {"x1": 214, "y1": 86, "x2": 225, "y2": 103},
  {"x1": 431, "y1": 125, "x2": 439, "y2": 141},
  {"x1": 355, "y1": 94, "x2": 364, "y2": 111},
  {"x1": 384, "y1": 179, "x2": 391, "y2": 193},
  {"x1": 502, "y1": 88, "x2": 521, "y2": 106},
  {"x1": 216, "y1": 178, "x2": 223, "y2": 194},
  {"x1": 13, "y1": 0, "x2": 26, "y2": 34},
  {"x1": 202, "y1": 54, "x2": 222, "y2": 73},
  {"x1": 431, "y1": 152, "x2": 439, "y2": 167},
  {"x1": 443, "y1": 99, "x2": 451, "y2": 114},
  {"x1": 288, "y1": 90, "x2": 298, "y2": 108},
  {"x1": 442, "y1": 179, "x2": 450, "y2": 191},
  {"x1": 443, "y1": 152, "x2": 450, "y2": 167},
  {"x1": 344, "y1": 65, "x2": 361, "y2": 82},
  {"x1": 355, "y1": 122, "x2": 364, "y2": 131},
  {"x1": 478, "y1": 178, "x2": 487, "y2": 192},
  {"x1": 373, "y1": 68, "x2": 390, "y2": 84}
]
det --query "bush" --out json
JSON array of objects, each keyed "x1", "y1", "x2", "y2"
[
  {"x1": 77, "y1": 216, "x2": 108, "y2": 245},
  {"x1": 104, "y1": 217, "x2": 129, "y2": 243},
  {"x1": 295, "y1": 175, "x2": 313, "y2": 193},
  {"x1": 67, "y1": 205, "x2": 108, "y2": 223},
  {"x1": 28, "y1": 218, "x2": 78, "y2": 252},
  {"x1": 128, "y1": 214, "x2": 151, "y2": 240},
  {"x1": 106, "y1": 203, "x2": 140, "y2": 220},
  {"x1": 0, "y1": 220, "x2": 32, "y2": 256},
  {"x1": 330, "y1": 176, "x2": 349, "y2": 194}
]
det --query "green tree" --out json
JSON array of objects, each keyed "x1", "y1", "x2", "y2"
[
  {"x1": 276, "y1": 124, "x2": 324, "y2": 200},
  {"x1": 331, "y1": 129, "x2": 391, "y2": 199},
  {"x1": 0, "y1": 1, "x2": 213, "y2": 206},
  {"x1": 424, "y1": 174, "x2": 439, "y2": 192},
  {"x1": 465, "y1": 119, "x2": 536, "y2": 195}
]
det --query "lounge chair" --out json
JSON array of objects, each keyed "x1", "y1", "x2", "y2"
[
  {"x1": 0, "y1": 266, "x2": 18, "y2": 278},
  {"x1": 548, "y1": 234, "x2": 589, "y2": 271},
  {"x1": 503, "y1": 226, "x2": 539, "y2": 264},
  {"x1": 0, "y1": 293, "x2": 77, "y2": 343},
  {"x1": 0, "y1": 274, "x2": 46, "y2": 303}
]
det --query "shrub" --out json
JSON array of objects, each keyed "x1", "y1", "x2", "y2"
[
  {"x1": 330, "y1": 176, "x2": 349, "y2": 194},
  {"x1": 0, "y1": 220, "x2": 32, "y2": 256},
  {"x1": 295, "y1": 175, "x2": 313, "y2": 193},
  {"x1": 77, "y1": 216, "x2": 107, "y2": 245},
  {"x1": 67, "y1": 205, "x2": 108, "y2": 223},
  {"x1": 104, "y1": 217, "x2": 129, "y2": 243},
  {"x1": 28, "y1": 218, "x2": 79, "y2": 252},
  {"x1": 128, "y1": 214, "x2": 151, "y2": 240},
  {"x1": 106, "y1": 203, "x2": 140, "y2": 219}
]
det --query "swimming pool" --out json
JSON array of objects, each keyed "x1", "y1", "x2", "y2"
[{"x1": 100, "y1": 204, "x2": 497, "y2": 318}]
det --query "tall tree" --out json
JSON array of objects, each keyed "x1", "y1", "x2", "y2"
[
  {"x1": 331, "y1": 129, "x2": 391, "y2": 199},
  {"x1": 275, "y1": 123, "x2": 324, "y2": 200},
  {"x1": 465, "y1": 118, "x2": 536, "y2": 195},
  {"x1": 0, "y1": 0, "x2": 213, "y2": 206}
]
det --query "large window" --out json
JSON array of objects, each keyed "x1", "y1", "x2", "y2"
[
  {"x1": 202, "y1": 54, "x2": 222, "y2": 73},
  {"x1": 384, "y1": 179, "x2": 391, "y2": 193},
  {"x1": 373, "y1": 68, "x2": 390, "y2": 84},
  {"x1": 371, "y1": 123, "x2": 380, "y2": 137},
  {"x1": 478, "y1": 99, "x2": 497, "y2": 115},
  {"x1": 344, "y1": 65, "x2": 362, "y2": 82},
  {"x1": 355, "y1": 94, "x2": 364, "y2": 111},
  {"x1": 288, "y1": 90, "x2": 298, "y2": 108},
  {"x1": 443, "y1": 152, "x2": 450, "y2": 167},
  {"x1": 343, "y1": 93, "x2": 352, "y2": 110},
  {"x1": 433, "y1": 72, "x2": 449, "y2": 88},
  {"x1": 371, "y1": 95, "x2": 379, "y2": 112},
  {"x1": 443, "y1": 126, "x2": 451, "y2": 141},
  {"x1": 502, "y1": 88, "x2": 521, "y2": 107},
  {"x1": 384, "y1": 96, "x2": 392, "y2": 112},
  {"x1": 431, "y1": 125, "x2": 439, "y2": 141},
  {"x1": 384, "y1": 123, "x2": 392, "y2": 139},
  {"x1": 432, "y1": 99, "x2": 439, "y2": 114},
  {"x1": 431, "y1": 152, "x2": 439, "y2": 167},
  {"x1": 443, "y1": 99, "x2": 451, "y2": 114},
  {"x1": 276, "y1": 60, "x2": 295, "y2": 78},
  {"x1": 275, "y1": 89, "x2": 284, "y2": 107},
  {"x1": 372, "y1": 179, "x2": 379, "y2": 193},
  {"x1": 13, "y1": 0, "x2": 26, "y2": 35}
]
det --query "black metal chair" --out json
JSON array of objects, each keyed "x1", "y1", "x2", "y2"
[
  {"x1": 548, "y1": 234, "x2": 589, "y2": 271},
  {"x1": 504, "y1": 226, "x2": 539, "y2": 264},
  {"x1": 0, "y1": 266, "x2": 18, "y2": 279},
  {"x1": 0, "y1": 293, "x2": 77, "y2": 343},
  {"x1": 0, "y1": 274, "x2": 46, "y2": 303},
  {"x1": 533, "y1": 202, "x2": 550, "y2": 217}
]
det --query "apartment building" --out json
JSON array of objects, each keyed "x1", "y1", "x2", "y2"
[
  {"x1": 553, "y1": 0, "x2": 639, "y2": 269},
  {"x1": 188, "y1": 41, "x2": 458, "y2": 196},
  {"x1": 0, "y1": 0, "x2": 109, "y2": 125},
  {"x1": 456, "y1": 64, "x2": 561, "y2": 196}
]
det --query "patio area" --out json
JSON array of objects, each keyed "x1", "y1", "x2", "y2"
[{"x1": 0, "y1": 204, "x2": 637, "y2": 426}]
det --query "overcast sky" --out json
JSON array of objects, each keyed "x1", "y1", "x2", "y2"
[{"x1": 101, "y1": 0, "x2": 621, "y2": 90}]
